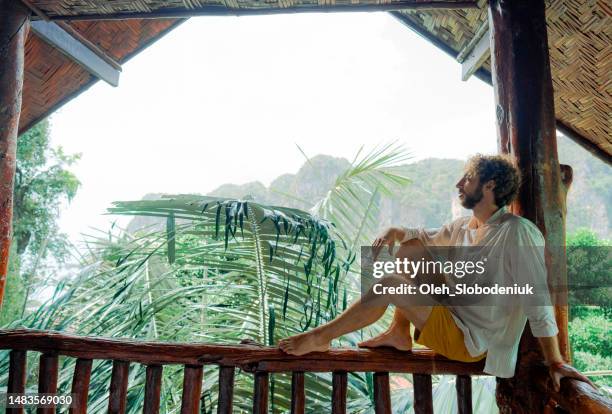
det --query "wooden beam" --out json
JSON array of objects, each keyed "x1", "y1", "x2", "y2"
[
  {"x1": 373, "y1": 372, "x2": 392, "y2": 414},
  {"x1": 455, "y1": 375, "x2": 472, "y2": 414},
  {"x1": 489, "y1": 0, "x2": 569, "y2": 411},
  {"x1": 30, "y1": 20, "x2": 121, "y2": 86},
  {"x1": 20, "y1": 0, "x2": 50, "y2": 21},
  {"x1": 457, "y1": 22, "x2": 490, "y2": 81},
  {"x1": 0, "y1": 0, "x2": 29, "y2": 311},
  {"x1": 217, "y1": 366, "x2": 235, "y2": 414},
  {"x1": 556, "y1": 121, "x2": 611, "y2": 166},
  {"x1": 40, "y1": 1, "x2": 478, "y2": 21}
]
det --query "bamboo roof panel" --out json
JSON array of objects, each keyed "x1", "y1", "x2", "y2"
[{"x1": 19, "y1": 18, "x2": 183, "y2": 133}]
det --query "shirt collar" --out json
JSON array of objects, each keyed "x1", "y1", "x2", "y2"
[{"x1": 466, "y1": 206, "x2": 508, "y2": 230}]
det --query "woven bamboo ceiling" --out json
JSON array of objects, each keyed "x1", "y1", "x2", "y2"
[{"x1": 19, "y1": 0, "x2": 611, "y2": 161}]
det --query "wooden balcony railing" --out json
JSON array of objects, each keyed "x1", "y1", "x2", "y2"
[
  {"x1": 0, "y1": 329, "x2": 485, "y2": 414},
  {"x1": 1, "y1": 329, "x2": 610, "y2": 413}
]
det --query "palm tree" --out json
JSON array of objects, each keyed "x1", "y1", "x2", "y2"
[{"x1": 1, "y1": 144, "x2": 414, "y2": 412}]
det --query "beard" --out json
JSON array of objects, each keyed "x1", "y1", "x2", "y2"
[{"x1": 460, "y1": 185, "x2": 484, "y2": 209}]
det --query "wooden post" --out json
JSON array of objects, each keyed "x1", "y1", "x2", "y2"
[
  {"x1": 0, "y1": 0, "x2": 29, "y2": 310},
  {"x1": 252, "y1": 371, "x2": 269, "y2": 414},
  {"x1": 143, "y1": 365, "x2": 163, "y2": 414},
  {"x1": 217, "y1": 366, "x2": 235, "y2": 414},
  {"x1": 7, "y1": 350, "x2": 27, "y2": 414},
  {"x1": 37, "y1": 354, "x2": 59, "y2": 414},
  {"x1": 412, "y1": 374, "x2": 433, "y2": 414},
  {"x1": 331, "y1": 371, "x2": 347, "y2": 414},
  {"x1": 290, "y1": 371, "x2": 305, "y2": 414},
  {"x1": 108, "y1": 360, "x2": 130, "y2": 414},
  {"x1": 489, "y1": 0, "x2": 569, "y2": 412},
  {"x1": 70, "y1": 359, "x2": 93, "y2": 414},
  {"x1": 373, "y1": 372, "x2": 391, "y2": 414}
]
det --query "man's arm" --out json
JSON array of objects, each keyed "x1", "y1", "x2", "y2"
[
  {"x1": 537, "y1": 335, "x2": 563, "y2": 365},
  {"x1": 538, "y1": 335, "x2": 596, "y2": 391},
  {"x1": 371, "y1": 227, "x2": 406, "y2": 260}
]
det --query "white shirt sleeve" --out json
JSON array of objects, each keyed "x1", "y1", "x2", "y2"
[
  {"x1": 513, "y1": 220, "x2": 559, "y2": 337},
  {"x1": 399, "y1": 221, "x2": 455, "y2": 246}
]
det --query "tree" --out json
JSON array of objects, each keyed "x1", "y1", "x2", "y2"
[
  {"x1": 0, "y1": 120, "x2": 80, "y2": 323},
  {"x1": 566, "y1": 229, "x2": 612, "y2": 388},
  {"x1": 566, "y1": 229, "x2": 611, "y2": 316}
]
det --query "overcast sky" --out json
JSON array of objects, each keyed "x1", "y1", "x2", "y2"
[{"x1": 50, "y1": 12, "x2": 497, "y2": 245}]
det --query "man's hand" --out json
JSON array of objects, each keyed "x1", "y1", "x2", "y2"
[
  {"x1": 548, "y1": 362, "x2": 597, "y2": 392},
  {"x1": 537, "y1": 336, "x2": 597, "y2": 391},
  {"x1": 372, "y1": 227, "x2": 400, "y2": 260}
]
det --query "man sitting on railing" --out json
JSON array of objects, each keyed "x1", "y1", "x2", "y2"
[{"x1": 279, "y1": 154, "x2": 594, "y2": 390}]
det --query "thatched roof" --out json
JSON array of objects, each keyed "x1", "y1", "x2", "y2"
[{"x1": 18, "y1": 0, "x2": 611, "y2": 161}]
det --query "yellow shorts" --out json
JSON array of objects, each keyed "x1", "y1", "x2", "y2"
[{"x1": 414, "y1": 306, "x2": 486, "y2": 363}]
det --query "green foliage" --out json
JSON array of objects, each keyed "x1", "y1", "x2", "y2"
[
  {"x1": 1, "y1": 203, "x2": 348, "y2": 413},
  {"x1": 568, "y1": 313, "x2": 611, "y2": 356},
  {"x1": 0, "y1": 120, "x2": 80, "y2": 324},
  {"x1": 566, "y1": 230, "x2": 611, "y2": 387},
  {"x1": 567, "y1": 229, "x2": 610, "y2": 248},
  {"x1": 13, "y1": 120, "x2": 80, "y2": 262},
  {"x1": 566, "y1": 230, "x2": 611, "y2": 314},
  {"x1": 572, "y1": 352, "x2": 612, "y2": 387}
]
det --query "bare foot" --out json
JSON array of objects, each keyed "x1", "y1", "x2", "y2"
[
  {"x1": 279, "y1": 330, "x2": 330, "y2": 356},
  {"x1": 358, "y1": 328, "x2": 413, "y2": 351}
]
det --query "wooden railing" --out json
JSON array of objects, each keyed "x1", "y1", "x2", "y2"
[
  {"x1": 0, "y1": 329, "x2": 485, "y2": 414},
  {"x1": 1, "y1": 329, "x2": 610, "y2": 413}
]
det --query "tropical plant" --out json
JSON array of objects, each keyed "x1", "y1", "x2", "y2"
[
  {"x1": 2, "y1": 200, "x2": 349, "y2": 413},
  {"x1": 1, "y1": 144, "x2": 418, "y2": 413}
]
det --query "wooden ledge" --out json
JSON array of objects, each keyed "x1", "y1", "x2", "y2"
[{"x1": 0, "y1": 329, "x2": 485, "y2": 374}]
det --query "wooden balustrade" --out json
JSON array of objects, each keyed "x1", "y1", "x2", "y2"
[{"x1": 1, "y1": 329, "x2": 608, "y2": 413}]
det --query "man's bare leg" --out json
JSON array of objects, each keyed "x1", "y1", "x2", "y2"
[
  {"x1": 358, "y1": 307, "x2": 415, "y2": 351},
  {"x1": 279, "y1": 273, "x2": 432, "y2": 355},
  {"x1": 359, "y1": 239, "x2": 434, "y2": 350},
  {"x1": 278, "y1": 296, "x2": 388, "y2": 356},
  {"x1": 279, "y1": 239, "x2": 437, "y2": 356}
]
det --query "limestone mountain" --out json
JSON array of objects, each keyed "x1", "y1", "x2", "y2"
[{"x1": 126, "y1": 137, "x2": 610, "y2": 239}]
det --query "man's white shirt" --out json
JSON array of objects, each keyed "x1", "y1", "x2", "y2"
[{"x1": 400, "y1": 206, "x2": 558, "y2": 378}]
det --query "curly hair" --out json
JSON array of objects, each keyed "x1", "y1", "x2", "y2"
[{"x1": 464, "y1": 154, "x2": 521, "y2": 207}]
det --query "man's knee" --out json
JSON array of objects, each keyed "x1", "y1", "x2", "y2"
[
  {"x1": 401, "y1": 238, "x2": 423, "y2": 247},
  {"x1": 395, "y1": 239, "x2": 426, "y2": 260},
  {"x1": 379, "y1": 274, "x2": 406, "y2": 289}
]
